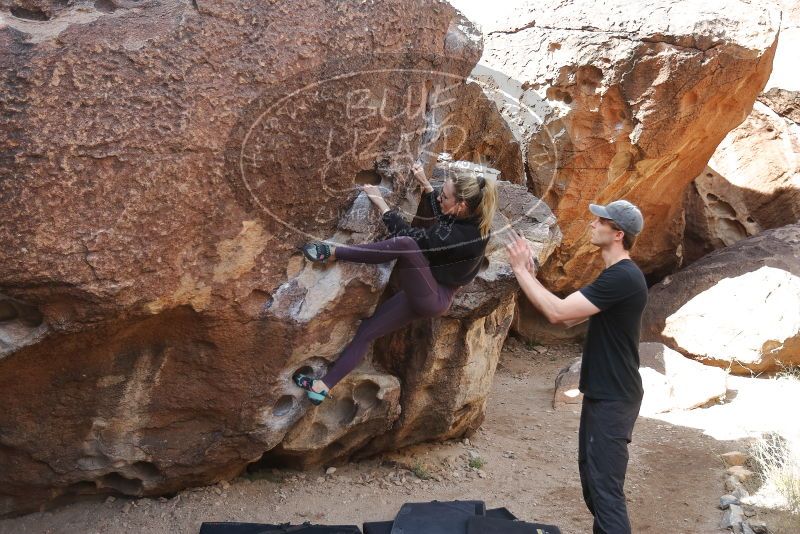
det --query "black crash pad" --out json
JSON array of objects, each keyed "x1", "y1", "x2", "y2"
[
  {"x1": 361, "y1": 521, "x2": 393, "y2": 534},
  {"x1": 199, "y1": 523, "x2": 362, "y2": 534},
  {"x1": 363, "y1": 504, "x2": 516, "y2": 534},
  {"x1": 485, "y1": 507, "x2": 517, "y2": 521},
  {"x1": 389, "y1": 500, "x2": 485, "y2": 533},
  {"x1": 467, "y1": 516, "x2": 562, "y2": 534}
]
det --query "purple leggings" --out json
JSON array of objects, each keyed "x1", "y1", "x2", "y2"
[{"x1": 321, "y1": 236, "x2": 457, "y2": 389}]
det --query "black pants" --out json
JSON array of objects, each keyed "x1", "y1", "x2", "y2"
[{"x1": 578, "y1": 397, "x2": 641, "y2": 534}]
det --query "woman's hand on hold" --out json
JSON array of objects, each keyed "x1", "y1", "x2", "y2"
[
  {"x1": 362, "y1": 184, "x2": 390, "y2": 214},
  {"x1": 362, "y1": 184, "x2": 383, "y2": 203},
  {"x1": 411, "y1": 162, "x2": 433, "y2": 192}
]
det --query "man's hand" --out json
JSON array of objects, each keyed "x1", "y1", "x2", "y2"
[
  {"x1": 505, "y1": 229, "x2": 600, "y2": 326},
  {"x1": 505, "y1": 231, "x2": 536, "y2": 275},
  {"x1": 411, "y1": 162, "x2": 433, "y2": 193}
]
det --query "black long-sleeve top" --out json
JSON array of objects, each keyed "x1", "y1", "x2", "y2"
[{"x1": 381, "y1": 188, "x2": 489, "y2": 288}]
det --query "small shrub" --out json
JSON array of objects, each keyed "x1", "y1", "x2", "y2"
[
  {"x1": 412, "y1": 461, "x2": 433, "y2": 480},
  {"x1": 468, "y1": 457, "x2": 485, "y2": 470}
]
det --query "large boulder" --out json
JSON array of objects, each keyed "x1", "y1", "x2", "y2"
[
  {"x1": 0, "y1": 0, "x2": 563, "y2": 517},
  {"x1": 553, "y1": 357, "x2": 583, "y2": 410},
  {"x1": 553, "y1": 342, "x2": 728, "y2": 414},
  {"x1": 682, "y1": 164, "x2": 763, "y2": 266},
  {"x1": 642, "y1": 224, "x2": 800, "y2": 374},
  {"x1": 682, "y1": 101, "x2": 800, "y2": 263},
  {"x1": 681, "y1": 0, "x2": 800, "y2": 265},
  {"x1": 450, "y1": 0, "x2": 780, "y2": 291},
  {"x1": 637, "y1": 343, "x2": 728, "y2": 415}
]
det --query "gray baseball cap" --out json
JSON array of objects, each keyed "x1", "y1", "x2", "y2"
[{"x1": 589, "y1": 200, "x2": 644, "y2": 236}]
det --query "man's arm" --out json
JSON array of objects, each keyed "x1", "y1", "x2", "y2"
[
  {"x1": 513, "y1": 267, "x2": 600, "y2": 325},
  {"x1": 562, "y1": 317, "x2": 589, "y2": 329},
  {"x1": 505, "y1": 233, "x2": 600, "y2": 326}
]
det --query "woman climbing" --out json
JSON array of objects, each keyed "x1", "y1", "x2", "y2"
[{"x1": 293, "y1": 161, "x2": 497, "y2": 404}]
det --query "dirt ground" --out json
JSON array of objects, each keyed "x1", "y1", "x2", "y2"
[{"x1": 1, "y1": 341, "x2": 794, "y2": 534}]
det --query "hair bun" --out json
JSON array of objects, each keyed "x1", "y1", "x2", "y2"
[{"x1": 478, "y1": 176, "x2": 486, "y2": 189}]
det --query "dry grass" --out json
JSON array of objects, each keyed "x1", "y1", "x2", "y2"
[
  {"x1": 749, "y1": 432, "x2": 800, "y2": 514},
  {"x1": 775, "y1": 362, "x2": 800, "y2": 382}
]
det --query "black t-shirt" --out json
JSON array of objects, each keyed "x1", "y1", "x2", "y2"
[{"x1": 578, "y1": 259, "x2": 648, "y2": 402}]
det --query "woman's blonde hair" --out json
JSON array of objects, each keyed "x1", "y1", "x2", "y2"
[{"x1": 446, "y1": 164, "x2": 497, "y2": 239}]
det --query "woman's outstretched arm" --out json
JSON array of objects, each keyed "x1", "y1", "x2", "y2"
[
  {"x1": 361, "y1": 183, "x2": 429, "y2": 245},
  {"x1": 412, "y1": 162, "x2": 445, "y2": 221}
]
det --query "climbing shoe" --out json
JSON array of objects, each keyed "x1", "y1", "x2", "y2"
[
  {"x1": 300, "y1": 242, "x2": 331, "y2": 263},
  {"x1": 292, "y1": 373, "x2": 333, "y2": 405}
]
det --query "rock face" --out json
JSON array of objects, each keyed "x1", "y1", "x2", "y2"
[
  {"x1": 637, "y1": 343, "x2": 728, "y2": 415},
  {"x1": 0, "y1": 0, "x2": 72, "y2": 20},
  {"x1": 260, "y1": 370, "x2": 403, "y2": 469},
  {"x1": 0, "y1": 0, "x2": 563, "y2": 517},
  {"x1": 511, "y1": 298, "x2": 587, "y2": 345},
  {"x1": 683, "y1": 95, "x2": 800, "y2": 263},
  {"x1": 364, "y1": 295, "x2": 517, "y2": 454},
  {"x1": 450, "y1": 0, "x2": 780, "y2": 291},
  {"x1": 682, "y1": 101, "x2": 800, "y2": 263},
  {"x1": 682, "y1": 165, "x2": 762, "y2": 266},
  {"x1": 553, "y1": 358, "x2": 583, "y2": 409},
  {"x1": 760, "y1": 88, "x2": 800, "y2": 124},
  {"x1": 642, "y1": 225, "x2": 800, "y2": 374},
  {"x1": 427, "y1": 82, "x2": 526, "y2": 185},
  {"x1": 681, "y1": 0, "x2": 800, "y2": 266},
  {"x1": 553, "y1": 342, "x2": 728, "y2": 413}
]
